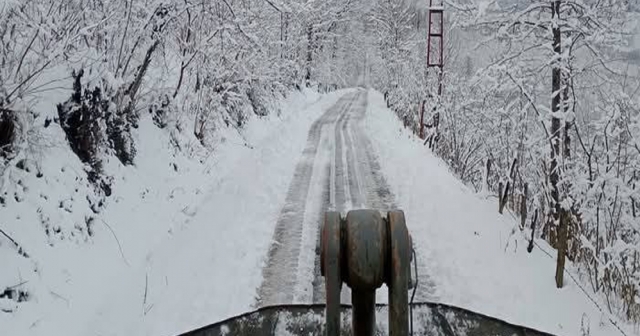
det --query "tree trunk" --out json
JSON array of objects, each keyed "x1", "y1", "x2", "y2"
[
  {"x1": 485, "y1": 158, "x2": 492, "y2": 192},
  {"x1": 499, "y1": 159, "x2": 517, "y2": 214},
  {"x1": 498, "y1": 181, "x2": 504, "y2": 213},
  {"x1": 127, "y1": 40, "x2": 159, "y2": 102},
  {"x1": 527, "y1": 209, "x2": 538, "y2": 253},
  {"x1": 305, "y1": 24, "x2": 313, "y2": 87},
  {"x1": 521, "y1": 183, "x2": 528, "y2": 229},
  {"x1": 632, "y1": 172, "x2": 637, "y2": 218},
  {"x1": 551, "y1": 0, "x2": 567, "y2": 289}
]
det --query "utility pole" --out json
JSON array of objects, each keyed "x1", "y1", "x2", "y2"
[{"x1": 420, "y1": 0, "x2": 444, "y2": 140}]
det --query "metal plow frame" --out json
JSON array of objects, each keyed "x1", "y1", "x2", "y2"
[{"x1": 179, "y1": 302, "x2": 555, "y2": 336}]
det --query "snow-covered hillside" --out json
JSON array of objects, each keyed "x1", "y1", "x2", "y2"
[{"x1": 1, "y1": 88, "x2": 342, "y2": 336}]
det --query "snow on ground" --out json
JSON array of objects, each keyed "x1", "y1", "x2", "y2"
[
  {"x1": 81, "y1": 89, "x2": 344, "y2": 336},
  {"x1": 363, "y1": 89, "x2": 631, "y2": 336},
  {"x1": 4, "y1": 87, "x2": 634, "y2": 336},
  {"x1": 1, "y1": 88, "x2": 343, "y2": 336}
]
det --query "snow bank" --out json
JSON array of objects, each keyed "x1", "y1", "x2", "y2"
[
  {"x1": 363, "y1": 89, "x2": 630, "y2": 336},
  {"x1": 80, "y1": 89, "x2": 344, "y2": 336},
  {"x1": 1, "y1": 88, "x2": 343, "y2": 336}
]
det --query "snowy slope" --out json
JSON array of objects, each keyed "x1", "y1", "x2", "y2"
[
  {"x1": 79, "y1": 89, "x2": 345, "y2": 336},
  {"x1": 1, "y1": 88, "x2": 343, "y2": 336},
  {"x1": 363, "y1": 89, "x2": 631, "y2": 336}
]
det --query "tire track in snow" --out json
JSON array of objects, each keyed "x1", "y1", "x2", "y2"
[
  {"x1": 311, "y1": 91, "x2": 437, "y2": 303},
  {"x1": 255, "y1": 93, "x2": 357, "y2": 307},
  {"x1": 310, "y1": 91, "x2": 358, "y2": 304},
  {"x1": 351, "y1": 93, "x2": 437, "y2": 302}
]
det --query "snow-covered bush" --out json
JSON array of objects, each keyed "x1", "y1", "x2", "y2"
[
  {"x1": 0, "y1": 109, "x2": 18, "y2": 159},
  {"x1": 369, "y1": 0, "x2": 640, "y2": 324},
  {"x1": 56, "y1": 69, "x2": 107, "y2": 179}
]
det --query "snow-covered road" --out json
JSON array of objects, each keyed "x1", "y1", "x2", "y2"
[{"x1": 256, "y1": 90, "x2": 434, "y2": 308}]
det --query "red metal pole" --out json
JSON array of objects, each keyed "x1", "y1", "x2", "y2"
[
  {"x1": 439, "y1": 1, "x2": 443, "y2": 68},
  {"x1": 422, "y1": 4, "x2": 434, "y2": 139},
  {"x1": 422, "y1": 0, "x2": 444, "y2": 140}
]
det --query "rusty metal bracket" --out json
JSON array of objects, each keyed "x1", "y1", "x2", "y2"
[
  {"x1": 321, "y1": 209, "x2": 411, "y2": 336},
  {"x1": 321, "y1": 211, "x2": 342, "y2": 336}
]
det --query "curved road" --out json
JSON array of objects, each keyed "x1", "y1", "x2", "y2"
[{"x1": 255, "y1": 90, "x2": 434, "y2": 307}]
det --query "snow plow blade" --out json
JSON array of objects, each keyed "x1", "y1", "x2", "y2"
[{"x1": 178, "y1": 302, "x2": 555, "y2": 336}]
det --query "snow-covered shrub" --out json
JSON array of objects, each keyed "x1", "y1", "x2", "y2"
[
  {"x1": 247, "y1": 85, "x2": 270, "y2": 117},
  {"x1": 412, "y1": 0, "x2": 640, "y2": 324},
  {"x1": 363, "y1": 0, "x2": 640, "y2": 324},
  {"x1": 56, "y1": 70, "x2": 106, "y2": 177},
  {"x1": 0, "y1": 109, "x2": 17, "y2": 159},
  {"x1": 105, "y1": 97, "x2": 138, "y2": 166},
  {"x1": 149, "y1": 94, "x2": 171, "y2": 129}
]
